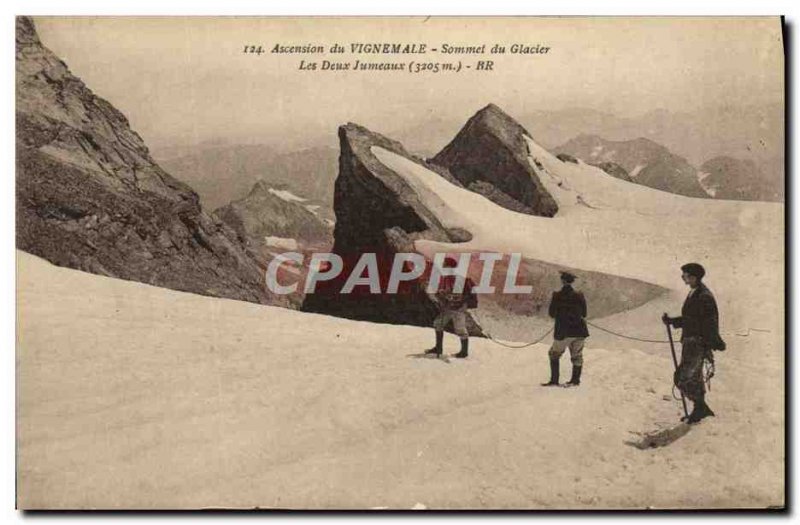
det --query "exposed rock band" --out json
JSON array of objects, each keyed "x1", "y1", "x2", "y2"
[{"x1": 426, "y1": 259, "x2": 725, "y2": 424}]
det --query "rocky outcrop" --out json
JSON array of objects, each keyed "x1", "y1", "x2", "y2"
[
  {"x1": 556, "y1": 153, "x2": 579, "y2": 164},
  {"x1": 330, "y1": 123, "x2": 461, "y2": 253},
  {"x1": 557, "y1": 153, "x2": 634, "y2": 183},
  {"x1": 700, "y1": 156, "x2": 784, "y2": 202},
  {"x1": 215, "y1": 181, "x2": 332, "y2": 246},
  {"x1": 555, "y1": 134, "x2": 709, "y2": 198},
  {"x1": 16, "y1": 17, "x2": 286, "y2": 306},
  {"x1": 430, "y1": 104, "x2": 559, "y2": 217},
  {"x1": 214, "y1": 181, "x2": 333, "y2": 309},
  {"x1": 465, "y1": 181, "x2": 535, "y2": 214},
  {"x1": 590, "y1": 161, "x2": 632, "y2": 182},
  {"x1": 301, "y1": 123, "x2": 482, "y2": 335}
]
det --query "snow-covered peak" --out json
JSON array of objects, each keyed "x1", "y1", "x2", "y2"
[
  {"x1": 268, "y1": 188, "x2": 307, "y2": 203},
  {"x1": 524, "y1": 135, "x2": 682, "y2": 216},
  {"x1": 371, "y1": 142, "x2": 782, "y2": 293}
]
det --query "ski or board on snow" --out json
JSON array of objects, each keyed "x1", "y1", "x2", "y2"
[{"x1": 626, "y1": 422, "x2": 692, "y2": 449}]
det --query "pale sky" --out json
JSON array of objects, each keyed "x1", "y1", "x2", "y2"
[{"x1": 33, "y1": 16, "x2": 784, "y2": 149}]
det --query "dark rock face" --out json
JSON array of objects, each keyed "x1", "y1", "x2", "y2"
[
  {"x1": 302, "y1": 123, "x2": 482, "y2": 335},
  {"x1": 16, "y1": 17, "x2": 286, "y2": 306},
  {"x1": 466, "y1": 181, "x2": 535, "y2": 215},
  {"x1": 590, "y1": 161, "x2": 632, "y2": 182},
  {"x1": 331, "y1": 123, "x2": 456, "y2": 253},
  {"x1": 556, "y1": 153, "x2": 578, "y2": 164},
  {"x1": 430, "y1": 104, "x2": 559, "y2": 217},
  {"x1": 555, "y1": 134, "x2": 709, "y2": 198},
  {"x1": 700, "y1": 156, "x2": 784, "y2": 202}
]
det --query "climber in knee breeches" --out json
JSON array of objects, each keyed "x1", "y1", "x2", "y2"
[
  {"x1": 542, "y1": 271, "x2": 589, "y2": 387},
  {"x1": 663, "y1": 263, "x2": 726, "y2": 424},
  {"x1": 425, "y1": 256, "x2": 477, "y2": 359}
]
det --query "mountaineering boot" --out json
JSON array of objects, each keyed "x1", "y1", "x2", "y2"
[
  {"x1": 425, "y1": 331, "x2": 444, "y2": 356},
  {"x1": 454, "y1": 338, "x2": 469, "y2": 358},
  {"x1": 541, "y1": 357, "x2": 560, "y2": 386},
  {"x1": 686, "y1": 404, "x2": 703, "y2": 424},
  {"x1": 687, "y1": 395, "x2": 715, "y2": 424},
  {"x1": 564, "y1": 365, "x2": 582, "y2": 387}
]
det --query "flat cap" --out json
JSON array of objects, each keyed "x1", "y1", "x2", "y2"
[
  {"x1": 681, "y1": 263, "x2": 706, "y2": 279},
  {"x1": 560, "y1": 271, "x2": 576, "y2": 283}
]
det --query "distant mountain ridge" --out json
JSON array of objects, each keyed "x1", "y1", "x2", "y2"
[
  {"x1": 389, "y1": 104, "x2": 782, "y2": 165},
  {"x1": 158, "y1": 145, "x2": 338, "y2": 215},
  {"x1": 164, "y1": 101, "x2": 783, "y2": 211},
  {"x1": 215, "y1": 180, "x2": 332, "y2": 246},
  {"x1": 554, "y1": 134, "x2": 709, "y2": 198},
  {"x1": 700, "y1": 156, "x2": 784, "y2": 202}
]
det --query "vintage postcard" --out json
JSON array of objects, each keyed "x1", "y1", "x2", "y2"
[{"x1": 15, "y1": 16, "x2": 785, "y2": 509}]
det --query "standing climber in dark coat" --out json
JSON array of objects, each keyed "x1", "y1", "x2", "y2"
[
  {"x1": 663, "y1": 263, "x2": 725, "y2": 424},
  {"x1": 542, "y1": 271, "x2": 589, "y2": 387}
]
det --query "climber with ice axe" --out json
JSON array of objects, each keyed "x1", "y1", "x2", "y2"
[{"x1": 662, "y1": 263, "x2": 726, "y2": 424}]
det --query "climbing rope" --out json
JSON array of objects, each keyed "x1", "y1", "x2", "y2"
[
  {"x1": 671, "y1": 384, "x2": 682, "y2": 401},
  {"x1": 482, "y1": 326, "x2": 554, "y2": 349},
  {"x1": 703, "y1": 357, "x2": 715, "y2": 391},
  {"x1": 733, "y1": 327, "x2": 771, "y2": 337},
  {"x1": 478, "y1": 315, "x2": 762, "y2": 368},
  {"x1": 476, "y1": 318, "x2": 671, "y2": 349},
  {"x1": 584, "y1": 320, "x2": 670, "y2": 344},
  {"x1": 672, "y1": 360, "x2": 715, "y2": 401}
]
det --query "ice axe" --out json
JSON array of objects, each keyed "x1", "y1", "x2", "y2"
[{"x1": 663, "y1": 313, "x2": 689, "y2": 420}]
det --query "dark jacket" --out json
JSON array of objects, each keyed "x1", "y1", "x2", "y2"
[
  {"x1": 548, "y1": 285, "x2": 589, "y2": 340},
  {"x1": 435, "y1": 275, "x2": 477, "y2": 310},
  {"x1": 671, "y1": 283, "x2": 725, "y2": 349}
]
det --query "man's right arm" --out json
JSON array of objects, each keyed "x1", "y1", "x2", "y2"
[{"x1": 662, "y1": 313, "x2": 683, "y2": 327}]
